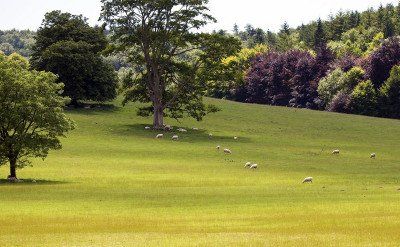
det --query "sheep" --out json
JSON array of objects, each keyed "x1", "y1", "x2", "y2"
[
  {"x1": 224, "y1": 149, "x2": 232, "y2": 154},
  {"x1": 234, "y1": 136, "x2": 238, "y2": 140},
  {"x1": 145, "y1": 126, "x2": 151, "y2": 130},
  {"x1": 370, "y1": 153, "x2": 376, "y2": 159},
  {"x1": 302, "y1": 177, "x2": 313, "y2": 183},
  {"x1": 332, "y1": 150, "x2": 340, "y2": 155},
  {"x1": 172, "y1": 135, "x2": 179, "y2": 141},
  {"x1": 216, "y1": 145, "x2": 221, "y2": 150},
  {"x1": 165, "y1": 125, "x2": 173, "y2": 131},
  {"x1": 209, "y1": 133, "x2": 213, "y2": 138},
  {"x1": 178, "y1": 128, "x2": 187, "y2": 133},
  {"x1": 156, "y1": 134, "x2": 164, "y2": 139},
  {"x1": 244, "y1": 162, "x2": 252, "y2": 168},
  {"x1": 250, "y1": 164, "x2": 258, "y2": 169},
  {"x1": 192, "y1": 127, "x2": 199, "y2": 131}
]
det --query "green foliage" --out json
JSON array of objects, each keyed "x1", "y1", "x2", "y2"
[
  {"x1": 0, "y1": 30, "x2": 35, "y2": 57},
  {"x1": 101, "y1": 0, "x2": 240, "y2": 128},
  {"x1": 207, "y1": 44, "x2": 268, "y2": 100},
  {"x1": 318, "y1": 69, "x2": 346, "y2": 105},
  {"x1": 0, "y1": 53, "x2": 74, "y2": 178},
  {"x1": 31, "y1": 11, "x2": 117, "y2": 105},
  {"x1": 379, "y1": 65, "x2": 400, "y2": 118},
  {"x1": 318, "y1": 67, "x2": 365, "y2": 107},
  {"x1": 351, "y1": 80, "x2": 378, "y2": 116},
  {"x1": 328, "y1": 27, "x2": 384, "y2": 57}
]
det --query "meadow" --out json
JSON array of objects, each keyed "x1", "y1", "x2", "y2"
[{"x1": 0, "y1": 98, "x2": 399, "y2": 246}]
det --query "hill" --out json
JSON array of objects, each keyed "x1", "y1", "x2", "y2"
[{"x1": 0, "y1": 98, "x2": 399, "y2": 246}]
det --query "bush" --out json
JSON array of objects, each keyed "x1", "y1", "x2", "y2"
[{"x1": 351, "y1": 80, "x2": 378, "y2": 116}]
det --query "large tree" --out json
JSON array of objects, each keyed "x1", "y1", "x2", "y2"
[
  {"x1": 101, "y1": 0, "x2": 240, "y2": 129},
  {"x1": 31, "y1": 11, "x2": 118, "y2": 106},
  {"x1": 0, "y1": 53, "x2": 74, "y2": 180}
]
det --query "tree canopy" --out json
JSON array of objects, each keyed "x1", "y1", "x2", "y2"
[
  {"x1": 30, "y1": 11, "x2": 118, "y2": 105},
  {"x1": 101, "y1": 0, "x2": 240, "y2": 129},
  {"x1": 0, "y1": 52, "x2": 74, "y2": 180}
]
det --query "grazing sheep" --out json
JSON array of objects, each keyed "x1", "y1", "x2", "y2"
[
  {"x1": 370, "y1": 153, "x2": 376, "y2": 159},
  {"x1": 192, "y1": 127, "x2": 199, "y2": 131},
  {"x1": 332, "y1": 150, "x2": 340, "y2": 155},
  {"x1": 224, "y1": 149, "x2": 232, "y2": 154},
  {"x1": 244, "y1": 162, "x2": 252, "y2": 168},
  {"x1": 250, "y1": 164, "x2": 258, "y2": 169},
  {"x1": 172, "y1": 135, "x2": 179, "y2": 141},
  {"x1": 303, "y1": 177, "x2": 313, "y2": 183},
  {"x1": 156, "y1": 134, "x2": 164, "y2": 139},
  {"x1": 178, "y1": 128, "x2": 187, "y2": 133},
  {"x1": 216, "y1": 145, "x2": 221, "y2": 150},
  {"x1": 209, "y1": 133, "x2": 213, "y2": 138},
  {"x1": 145, "y1": 126, "x2": 151, "y2": 130},
  {"x1": 164, "y1": 125, "x2": 173, "y2": 131},
  {"x1": 234, "y1": 136, "x2": 238, "y2": 140}
]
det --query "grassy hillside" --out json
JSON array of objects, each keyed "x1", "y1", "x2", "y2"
[{"x1": 0, "y1": 98, "x2": 399, "y2": 246}]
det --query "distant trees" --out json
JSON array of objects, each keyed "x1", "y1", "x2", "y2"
[
  {"x1": 101, "y1": 0, "x2": 240, "y2": 129},
  {"x1": 0, "y1": 30, "x2": 35, "y2": 57},
  {"x1": 31, "y1": 11, "x2": 118, "y2": 106},
  {"x1": 0, "y1": 53, "x2": 74, "y2": 180}
]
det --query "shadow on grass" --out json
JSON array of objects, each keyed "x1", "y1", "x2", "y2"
[
  {"x1": 113, "y1": 124, "x2": 252, "y2": 144},
  {"x1": 0, "y1": 179, "x2": 68, "y2": 186},
  {"x1": 65, "y1": 103, "x2": 121, "y2": 115}
]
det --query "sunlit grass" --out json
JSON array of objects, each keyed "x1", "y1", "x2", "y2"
[{"x1": 0, "y1": 98, "x2": 399, "y2": 246}]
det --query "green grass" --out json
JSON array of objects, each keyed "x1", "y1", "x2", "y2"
[{"x1": 0, "y1": 98, "x2": 400, "y2": 246}]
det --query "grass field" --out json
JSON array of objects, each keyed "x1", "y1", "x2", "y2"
[{"x1": 0, "y1": 98, "x2": 399, "y2": 246}]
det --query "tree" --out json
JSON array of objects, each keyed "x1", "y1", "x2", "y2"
[
  {"x1": 31, "y1": 11, "x2": 118, "y2": 106},
  {"x1": 0, "y1": 53, "x2": 74, "y2": 180},
  {"x1": 379, "y1": 65, "x2": 400, "y2": 118},
  {"x1": 314, "y1": 18, "x2": 326, "y2": 49},
  {"x1": 101, "y1": 0, "x2": 240, "y2": 129},
  {"x1": 364, "y1": 37, "x2": 400, "y2": 88},
  {"x1": 351, "y1": 80, "x2": 378, "y2": 116}
]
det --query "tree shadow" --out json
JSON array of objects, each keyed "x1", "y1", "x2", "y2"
[
  {"x1": 113, "y1": 124, "x2": 252, "y2": 144},
  {"x1": 0, "y1": 179, "x2": 68, "y2": 186},
  {"x1": 65, "y1": 103, "x2": 120, "y2": 115}
]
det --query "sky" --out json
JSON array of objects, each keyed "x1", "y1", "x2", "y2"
[{"x1": 0, "y1": 0, "x2": 399, "y2": 32}]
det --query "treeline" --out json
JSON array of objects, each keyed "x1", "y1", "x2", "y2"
[
  {"x1": 0, "y1": 30, "x2": 35, "y2": 57},
  {"x1": 210, "y1": 2, "x2": 400, "y2": 119}
]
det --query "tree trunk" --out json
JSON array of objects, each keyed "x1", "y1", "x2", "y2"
[
  {"x1": 9, "y1": 157, "x2": 17, "y2": 179},
  {"x1": 153, "y1": 104, "x2": 164, "y2": 129}
]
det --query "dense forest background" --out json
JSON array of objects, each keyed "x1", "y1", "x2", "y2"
[{"x1": 2, "y1": 2, "x2": 400, "y2": 118}]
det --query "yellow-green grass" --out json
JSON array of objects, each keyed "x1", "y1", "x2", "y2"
[{"x1": 0, "y1": 98, "x2": 399, "y2": 246}]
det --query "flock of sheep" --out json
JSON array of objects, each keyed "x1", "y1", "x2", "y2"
[{"x1": 146, "y1": 125, "x2": 377, "y2": 184}]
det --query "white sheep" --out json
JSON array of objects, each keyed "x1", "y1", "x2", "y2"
[
  {"x1": 216, "y1": 145, "x2": 221, "y2": 150},
  {"x1": 192, "y1": 127, "x2": 199, "y2": 131},
  {"x1": 234, "y1": 136, "x2": 238, "y2": 140},
  {"x1": 156, "y1": 134, "x2": 164, "y2": 139},
  {"x1": 302, "y1": 177, "x2": 313, "y2": 183},
  {"x1": 244, "y1": 162, "x2": 252, "y2": 168},
  {"x1": 178, "y1": 128, "x2": 187, "y2": 133},
  {"x1": 172, "y1": 135, "x2": 179, "y2": 141},
  {"x1": 209, "y1": 133, "x2": 213, "y2": 138},
  {"x1": 370, "y1": 153, "x2": 376, "y2": 159},
  {"x1": 224, "y1": 149, "x2": 232, "y2": 154},
  {"x1": 332, "y1": 150, "x2": 340, "y2": 155},
  {"x1": 250, "y1": 164, "x2": 258, "y2": 169},
  {"x1": 165, "y1": 125, "x2": 173, "y2": 131},
  {"x1": 145, "y1": 126, "x2": 151, "y2": 130}
]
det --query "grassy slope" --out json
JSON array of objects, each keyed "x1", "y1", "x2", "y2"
[{"x1": 0, "y1": 98, "x2": 399, "y2": 246}]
